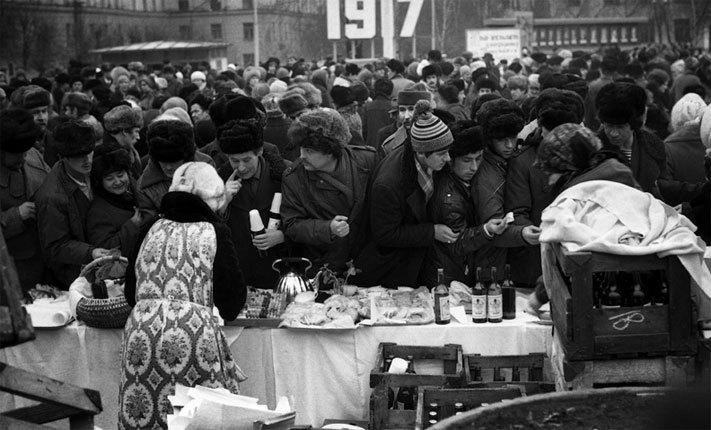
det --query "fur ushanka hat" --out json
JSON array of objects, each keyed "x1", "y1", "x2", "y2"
[
  {"x1": 475, "y1": 98, "x2": 525, "y2": 140},
  {"x1": 53, "y1": 119, "x2": 95, "y2": 157},
  {"x1": 147, "y1": 119, "x2": 196, "y2": 163},
  {"x1": 219, "y1": 120, "x2": 263, "y2": 155},
  {"x1": 595, "y1": 82, "x2": 647, "y2": 128},
  {"x1": 0, "y1": 108, "x2": 40, "y2": 154},
  {"x1": 90, "y1": 143, "x2": 132, "y2": 189}
]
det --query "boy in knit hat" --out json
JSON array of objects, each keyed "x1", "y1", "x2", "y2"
[
  {"x1": 281, "y1": 108, "x2": 377, "y2": 276},
  {"x1": 36, "y1": 120, "x2": 114, "y2": 288},
  {"x1": 354, "y1": 101, "x2": 460, "y2": 288}
]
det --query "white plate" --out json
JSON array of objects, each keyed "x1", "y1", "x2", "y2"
[{"x1": 322, "y1": 424, "x2": 366, "y2": 430}]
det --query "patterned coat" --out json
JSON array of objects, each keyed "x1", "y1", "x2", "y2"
[{"x1": 119, "y1": 191, "x2": 247, "y2": 430}]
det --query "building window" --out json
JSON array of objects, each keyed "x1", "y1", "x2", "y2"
[
  {"x1": 179, "y1": 25, "x2": 192, "y2": 40},
  {"x1": 243, "y1": 22, "x2": 254, "y2": 41},
  {"x1": 178, "y1": 0, "x2": 189, "y2": 11},
  {"x1": 568, "y1": 0, "x2": 581, "y2": 6},
  {"x1": 243, "y1": 0, "x2": 253, "y2": 9},
  {"x1": 603, "y1": 0, "x2": 621, "y2": 4},
  {"x1": 243, "y1": 53, "x2": 255, "y2": 66},
  {"x1": 211, "y1": 23, "x2": 223, "y2": 40},
  {"x1": 210, "y1": 0, "x2": 221, "y2": 11}
]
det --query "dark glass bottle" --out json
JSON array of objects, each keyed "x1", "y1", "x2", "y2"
[
  {"x1": 502, "y1": 264, "x2": 516, "y2": 319},
  {"x1": 395, "y1": 356, "x2": 416, "y2": 410},
  {"x1": 602, "y1": 273, "x2": 622, "y2": 308},
  {"x1": 657, "y1": 281, "x2": 669, "y2": 305},
  {"x1": 433, "y1": 268, "x2": 450, "y2": 325},
  {"x1": 472, "y1": 267, "x2": 487, "y2": 323},
  {"x1": 487, "y1": 267, "x2": 503, "y2": 323},
  {"x1": 631, "y1": 273, "x2": 646, "y2": 307}
]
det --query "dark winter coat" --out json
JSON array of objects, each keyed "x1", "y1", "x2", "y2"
[
  {"x1": 218, "y1": 151, "x2": 289, "y2": 289},
  {"x1": 471, "y1": 149, "x2": 527, "y2": 282},
  {"x1": 35, "y1": 159, "x2": 95, "y2": 288},
  {"x1": 0, "y1": 147, "x2": 50, "y2": 291},
  {"x1": 281, "y1": 145, "x2": 377, "y2": 276},
  {"x1": 264, "y1": 115, "x2": 297, "y2": 161},
  {"x1": 363, "y1": 96, "x2": 394, "y2": 148},
  {"x1": 598, "y1": 128, "x2": 667, "y2": 199},
  {"x1": 354, "y1": 144, "x2": 434, "y2": 288},
  {"x1": 422, "y1": 167, "x2": 491, "y2": 287},
  {"x1": 86, "y1": 182, "x2": 140, "y2": 258},
  {"x1": 135, "y1": 150, "x2": 215, "y2": 226},
  {"x1": 504, "y1": 132, "x2": 553, "y2": 287}
]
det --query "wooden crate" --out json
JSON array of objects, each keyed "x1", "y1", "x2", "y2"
[
  {"x1": 369, "y1": 343, "x2": 464, "y2": 430},
  {"x1": 546, "y1": 244, "x2": 697, "y2": 361},
  {"x1": 414, "y1": 386, "x2": 523, "y2": 430},
  {"x1": 464, "y1": 353, "x2": 555, "y2": 395}
]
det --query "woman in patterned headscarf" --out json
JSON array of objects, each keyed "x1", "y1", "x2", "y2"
[
  {"x1": 118, "y1": 161, "x2": 247, "y2": 430},
  {"x1": 536, "y1": 123, "x2": 640, "y2": 196}
]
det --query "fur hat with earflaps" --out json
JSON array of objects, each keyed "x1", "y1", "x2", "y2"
[
  {"x1": 147, "y1": 119, "x2": 196, "y2": 163},
  {"x1": 53, "y1": 119, "x2": 95, "y2": 157},
  {"x1": 475, "y1": 98, "x2": 525, "y2": 140},
  {"x1": 219, "y1": 120, "x2": 264, "y2": 155}
]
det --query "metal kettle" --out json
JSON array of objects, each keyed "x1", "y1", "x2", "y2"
[{"x1": 272, "y1": 257, "x2": 313, "y2": 303}]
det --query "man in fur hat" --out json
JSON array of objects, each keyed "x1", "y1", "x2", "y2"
[
  {"x1": 218, "y1": 120, "x2": 289, "y2": 289},
  {"x1": 0, "y1": 109, "x2": 50, "y2": 292},
  {"x1": 355, "y1": 100, "x2": 459, "y2": 288},
  {"x1": 103, "y1": 104, "x2": 144, "y2": 178},
  {"x1": 10, "y1": 84, "x2": 53, "y2": 161},
  {"x1": 135, "y1": 119, "x2": 215, "y2": 226},
  {"x1": 281, "y1": 108, "x2": 377, "y2": 277},
  {"x1": 378, "y1": 82, "x2": 433, "y2": 157},
  {"x1": 36, "y1": 120, "x2": 113, "y2": 288},
  {"x1": 471, "y1": 99, "x2": 540, "y2": 282},
  {"x1": 595, "y1": 82, "x2": 667, "y2": 199}
]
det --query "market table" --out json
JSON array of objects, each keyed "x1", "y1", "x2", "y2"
[{"x1": 0, "y1": 303, "x2": 551, "y2": 429}]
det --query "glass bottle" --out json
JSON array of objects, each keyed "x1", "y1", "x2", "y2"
[
  {"x1": 487, "y1": 267, "x2": 503, "y2": 323},
  {"x1": 502, "y1": 264, "x2": 516, "y2": 319},
  {"x1": 472, "y1": 267, "x2": 487, "y2": 323},
  {"x1": 396, "y1": 356, "x2": 416, "y2": 410},
  {"x1": 631, "y1": 273, "x2": 646, "y2": 307},
  {"x1": 433, "y1": 268, "x2": 450, "y2": 325},
  {"x1": 602, "y1": 273, "x2": 622, "y2": 308}
]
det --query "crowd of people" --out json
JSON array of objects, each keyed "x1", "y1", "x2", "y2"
[{"x1": 2, "y1": 44, "x2": 711, "y2": 428}]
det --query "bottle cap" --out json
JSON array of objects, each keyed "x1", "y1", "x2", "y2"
[
  {"x1": 249, "y1": 209, "x2": 265, "y2": 232},
  {"x1": 270, "y1": 192, "x2": 282, "y2": 213}
]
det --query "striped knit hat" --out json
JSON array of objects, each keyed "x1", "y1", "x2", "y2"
[{"x1": 410, "y1": 100, "x2": 453, "y2": 153}]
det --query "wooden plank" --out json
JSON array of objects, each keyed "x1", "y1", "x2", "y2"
[
  {"x1": 465, "y1": 381, "x2": 555, "y2": 395},
  {"x1": 371, "y1": 374, "x2": 459, "y2": 388},
  {"x1": 667, "y1": 258, "x2": 697, "y2": 355},
  {"x1": 595, "y1": 333, "x2": 670, "y2": 356},
  {"x1": 369, "y1": 385, "x2": 389, "y2": 430},
  {"x1": 569, "y1": 264, "x2": 594, "y2": 361},
  {"x1": 386, "y1": 409, "x2": 415, "y2": 429},
  {"x1": 464, "y1": 354, "x2": 545, "y2": 369},
  {"x1": 225, "y1": 318, "x2": 282, "y2": 328},
  {"x1": 0, "y1": 415, "x2": 50, "y2": 430},
  {"x1": 382, "y1": 345, "x2": 460, "y2": 361},
  {"x1": 3, "y1": 403, "x2": 87, "y2": 424},
  {"x1": 592, "y1": 306, "x2": 669, "y2": 337},
  {"x1": 0, "y1": 363, "x2": 102, "y2": 415}
]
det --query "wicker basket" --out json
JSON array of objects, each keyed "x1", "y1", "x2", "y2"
[{"x1": 75, "y1": 255, "x2": 132, "y2": 329}]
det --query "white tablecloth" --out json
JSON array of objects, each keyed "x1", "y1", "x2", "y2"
[{"x1": 0, "y1": 305, "x2": 551, "y2": 428}]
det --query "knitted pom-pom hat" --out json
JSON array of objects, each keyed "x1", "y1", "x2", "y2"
[{"x1": 410, "y1": 99, "x2": 453, "y2": 153}]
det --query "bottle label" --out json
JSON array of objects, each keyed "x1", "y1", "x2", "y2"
[
  {"x1": 435, "y1": 294, "x2": 450, "y2": 321},
  {"x1": 472, "y1": 296, "x2": 486, "y2": 319},
  {"x1": 488, "y1": 294, "x2": 503, "y2": 319}
]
